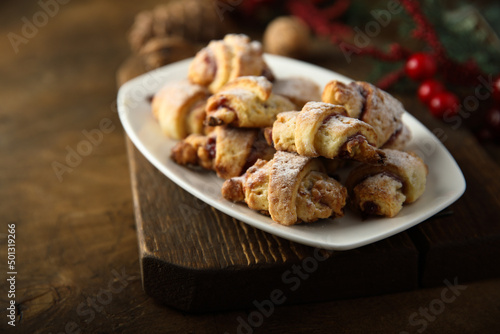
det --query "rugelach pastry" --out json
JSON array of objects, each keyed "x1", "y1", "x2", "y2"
[
  {"x1": 152, "y1": 79, "x2": 209, "y2": 139},
  {"x1": 171, "y1": 126, "x2": 275, "y2": 179},
  {"x1": 381, "y1": 123, "x2": 412, "y2": 150},
  {"x1": 345, "y1": 149, "x2": 428, "y2": 217},
  {"x1": 205, "y1": 76, "x2": 295, "y2": 128},
  {"x1": 188, "y1": 34, "x2": 274, "y2": 93},
  {"x1": 222, "y1": 151, "x2": 347, "y2": 225},
  {"x1": 269, "y1": 101, "x2": 386, "y2": 164},
  {"x1": 322, "y1": 80, "x2": 406, "y2": 147}
]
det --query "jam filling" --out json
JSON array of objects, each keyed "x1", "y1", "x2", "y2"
[
  {"x1": 383, "y1": 125, "x2": 403, "y2": 146},
  {"x1": 338, "y1": 133, "x2": 365, "y2": 159},
  {"x1": 357, "y1": 85, "x2": 369, "y2": 120},
  {"x1": 203, "y1": 52, "x2": 217, "y2": 81},
  {"x1": 362, "y1": 201, "x2": 379, "y2": 215},
  {"x1": 205, "y1": 137, "x2": 216, "y2": 160},
  {"x1": 207, "y1": 96, "x2": 238, "y2": 126}
]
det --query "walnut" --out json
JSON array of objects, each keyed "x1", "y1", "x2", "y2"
[
  {"x1": 128, "y1": 0, "x2": 227, "y2": 53},
  {"x1": 263, "y1": 16, "x2": 311, "y2": 58},
  {"x1": 139, "y1": 36, "x2": 200, "y2": 70}
]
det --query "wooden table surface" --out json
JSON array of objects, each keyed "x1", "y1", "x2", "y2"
[{"x1": 2, "y1": 0, "x2": 500, "y2": 333}]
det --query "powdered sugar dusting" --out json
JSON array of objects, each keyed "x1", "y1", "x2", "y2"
[{"x1": 268, "y1": 151, "x2": 312, "y2": 224}]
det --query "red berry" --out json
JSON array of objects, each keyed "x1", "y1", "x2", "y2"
[
  {"x1": 429, "y1": 92, "x2": 460, "y2": 119},
  {"x1": 485, "y1": 107, "x2": 500, "y2": 134},
  {"x1": 418, "y1": 79, "x2": 445, "y2": 104},
  {"x1": 405, "y1": 53, "x2": 437, "y2": 81},
  {"x1": 492, "y1": 77, "x2": 500, "y2": 103}
]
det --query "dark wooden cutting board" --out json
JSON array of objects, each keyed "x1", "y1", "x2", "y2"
[{"x1": 118, "y1": 56, "x2": 500, "y2": 312}]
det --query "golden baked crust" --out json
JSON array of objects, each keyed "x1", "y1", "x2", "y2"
[
  {"x1": 271, "y1": 102, "x2": 385, "y2": 164},
  {"x1": 205, "y1": 76, "x2": 295, "y2": 128},
  {"x1": 272, "y1": 77, "x2": 321, "y2": 109},
  {"x1": 215, "y1": 127, "x2": 271, "y2": 179},
  {"x1": 171, "y1": 127, "x2": 275, "y2": 179},
  {"x1": 186, "y1": 100, "x2": 210, "y2": 135},
  {"x1": 222, "y1": 151, "x2": 347, "y2": 226},
  {"x1": 346, "y1": 149, "x2": 428, "y2": 217},
  {"x1": 170, "y1": 132, "x2": 215, "y2": 171},
  {"x1": 152, "y1": 79, "x2": 209, "y2": 139},
  {"x1": 321, "y1": 81, "x2": 364, "y2": 118},
  {"x1": 188, "y1": 34, "x2": 273, "y2": 93},
  {"x1": 322, "y1": 81, "x2": 406, "y2": 147},
  {"x1": 227, "y1": 159, "x2": 271, "y2": 213},
  {"x1": 352, "y1": 174, "x2": 406, "y2": 218},
  {"x1": 381, "y1": 124, "x2": 412, "y2": 150}
]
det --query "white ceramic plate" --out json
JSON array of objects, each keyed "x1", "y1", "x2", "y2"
[{"x1": 117, "y1": 55, "x2": 466, "y2": 250}]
